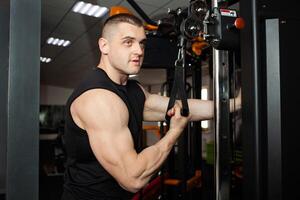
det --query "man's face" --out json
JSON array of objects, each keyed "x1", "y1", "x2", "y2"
[{"x1": 106, "y1": 22, "x2": 146, "y2": 75}]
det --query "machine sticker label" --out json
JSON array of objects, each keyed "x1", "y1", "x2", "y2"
[{"x1": 220, "y1": 9, "x2": 237, "y2": 17}]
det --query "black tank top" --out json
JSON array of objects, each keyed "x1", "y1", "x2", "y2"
[{"x1": 63, "y1": 67, "x2": 145, "y2": 200}]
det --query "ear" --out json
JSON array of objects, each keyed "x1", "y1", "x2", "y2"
[{"x1": 98, "y1": 38, "x2": 109, "y2": 54}]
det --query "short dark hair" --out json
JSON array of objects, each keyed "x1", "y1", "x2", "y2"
[
  {"x1": 103, "y1": 13, "x2": 143, "y2": 28},
  {"x1": 102, "y1": 13, "x2": 144, "y2": 37}
]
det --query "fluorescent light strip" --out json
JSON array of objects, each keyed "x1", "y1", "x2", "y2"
[
  {"x1": 94, "y1": 7, "x2": 108, "y2": 18},
  {"x1": 87, "y1": 5, "x2": 100, "y2": 16},
  {"x1": 73, "y1": 1, "x2": 85, "y2": 12},
  {"x1": 47, "y1": 37, "x2": 54, "y2": 44},
  {"x1": 57, "y1": 39, "x2": 65, "y2": 46},
  {"x1": 40, "y1": 57, "x2": 52, "y2": 63},
  {"x1": 80, "y1": 3, "x2": 92, "y2": 14},
  {"x1": 72, "y1": 1, "x2": 108, "y2": 18},
  {"x1": 46, "y1": 37, "x2": 71, "y2": 47},
  {"x1": 45, "y1": 58, "x2": 52, "y2": 63},
  {"x1": 52, "y1": 38, "x2": 59, "y2": 45},
  {"x1": 62, "y1": 40, "x2": 70, "y2": 47}
]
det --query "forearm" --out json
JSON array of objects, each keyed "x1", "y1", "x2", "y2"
[
  {"x1": 186, "y1": 99, "x2": 214, "y2": 121},
  {"x1": 187, "y1": 95, "x2": 240, "y2": 121},
  {"x1": 126, "y1": 129, "x2": 181, "y2": 190},
  {"x1": 144, "y1": 97, "x2": 214, "y2": 122}
]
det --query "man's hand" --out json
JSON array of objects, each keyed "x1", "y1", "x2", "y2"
[{"x1": 167, "y1": 103, "x2": 190, "y2": 134}]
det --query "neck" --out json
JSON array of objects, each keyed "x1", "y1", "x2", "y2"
[{"x1": 97, "y1": 59, "x2": 128, "y2": 85}]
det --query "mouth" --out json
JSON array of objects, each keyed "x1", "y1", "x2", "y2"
[{"x1": 131, "y1": 59, "x2": 140, "y2": 65}]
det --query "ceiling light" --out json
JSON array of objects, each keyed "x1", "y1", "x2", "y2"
[
  {"x1": 87, "y1": 5, "x2": 100, "y2": 16},
  {"x1": 57, "y1": 39, "x2": 64, "y2": 46},
  {"x1": 40, "y1": 57, "x2": 52, "y2": 63},
  {"x1": 62, "y1": 40, "x2": 71, "y2": 47},
  {"x1": 45, "y1": 58, "x2": 52, "y2": 63},
  {"x1": 52, "y1": 38, "x2": 59, "y2": 45},
  {"x1": 46, "y1": 37, "x2": 71, "y2": 47},
  {"x1": 80, "y1": 3, "x2": 92, "y2": 14},
  {"x1": 94, "y1": 7, "x2": 109, "y2": 18},
  {"x1": 47, "y1": 37, "x2": 54, "y2": 44},
  {"x1": 72, "y1": 1, "x2": 85, "y2": 13},
  {"x1": 72, "y1": 1, "x2": 108, "y2": 18}
]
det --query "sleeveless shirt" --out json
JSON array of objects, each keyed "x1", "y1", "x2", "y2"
[{"x1": 62, "y1": 67, "x2": 145, "y2": 200}]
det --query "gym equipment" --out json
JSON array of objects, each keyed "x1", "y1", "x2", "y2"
[
  {"x1": 165, "y1": 37, "x2": 190, "y2": 123},
  {"x1": 127, "y1": 1, "x2": 244, "y2": 199}
]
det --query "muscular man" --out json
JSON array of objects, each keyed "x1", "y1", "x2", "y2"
[{"x1": 61, "y1": 13, "x2": 238, "y2": 200}]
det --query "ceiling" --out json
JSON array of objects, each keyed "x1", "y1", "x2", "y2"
[{"x1": 40, "y1": 0, "x2": 192, "y2": 89}]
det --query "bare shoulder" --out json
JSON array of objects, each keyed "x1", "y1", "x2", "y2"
[{"x1": 71, "y1": 88, "x2": 129, "y2": 131}]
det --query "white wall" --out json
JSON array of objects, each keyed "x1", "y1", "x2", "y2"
[{"x1": 40, "y1": 85, "x2": 73, "y2": 105}]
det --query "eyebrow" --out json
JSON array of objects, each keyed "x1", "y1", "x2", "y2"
[{"x1": 121, "y1": 36, "x2": 147, "y2": 43}]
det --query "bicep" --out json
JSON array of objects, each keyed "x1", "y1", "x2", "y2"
[
  {"x1": 74, "y1": 89, "x2": 138, "y2": 184},
  {"x1": 88, "y1": 122, "x2": 137, "y2": 182}
]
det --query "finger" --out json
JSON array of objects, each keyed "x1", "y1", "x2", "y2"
[
  {"x1": 167, "y1": 107, "x2": 175, "y2": 117},
  {"x1": 173, "y1": 104, "x2": 181, "y2": 117}
]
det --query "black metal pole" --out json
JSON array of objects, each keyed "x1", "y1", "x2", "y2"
[
  {"x1": 0, "y1": 0, "x2": 40, "y2": 199},
  {"x1": 240, "y1": 0, "x2": 263, "y2": 199}
]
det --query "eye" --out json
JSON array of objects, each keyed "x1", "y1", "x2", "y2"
[
  {"x1": 140, "y1": 41, "x2": 146, "y2": 49},
  {"x1": 124, "y1": 39, "x2": 133, "y2": 46}
]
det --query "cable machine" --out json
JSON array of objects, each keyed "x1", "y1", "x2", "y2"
[{"x1": 127, "y1": 0, "x2": 244, "y2": 199}]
